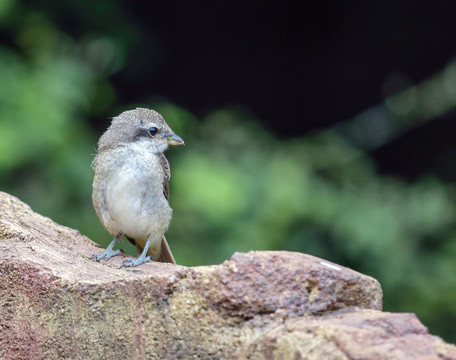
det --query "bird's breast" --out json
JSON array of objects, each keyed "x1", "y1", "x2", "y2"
[{"x1": 93, "y1": 144, "x2": 172, "y2": 239}]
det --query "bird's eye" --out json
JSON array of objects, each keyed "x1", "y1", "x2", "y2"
[{"x1": 149, "y1": 127, "x2": 158, "y2": 136}]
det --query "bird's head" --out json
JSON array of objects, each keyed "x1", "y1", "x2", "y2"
[{"x1": 97, "y1": 108, "x2": 184, "y2": 153}]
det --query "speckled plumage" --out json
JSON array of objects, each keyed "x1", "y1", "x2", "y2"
[{"x1": 91, "y1": 108, "x2": 184, "y2": 266}]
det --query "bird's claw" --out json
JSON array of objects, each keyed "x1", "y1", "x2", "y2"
[
  {"x1": 120, "y1": 256, "x2": 151, "y2": 268},
  {"x1": 91, "y1": 249, "x2": 121, "y2": 262}
]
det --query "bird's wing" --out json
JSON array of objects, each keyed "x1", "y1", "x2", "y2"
[
  {"x1": 158, "y1": 152, "x2": 171, "y2": 200},
  {"x1": 156, "y1": 152, "x2": 176, "y2": 264}
]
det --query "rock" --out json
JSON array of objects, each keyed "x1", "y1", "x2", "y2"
[
  {"x1": 254, "y1": 310, "x2": 456, "y2": 360},
  {"x1": 0, "y1": 191, "x2": 455, "y2": 359}
]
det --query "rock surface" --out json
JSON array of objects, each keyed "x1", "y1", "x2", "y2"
[{"x1": 0, "y1": 191, "x2": 455, "y2": 359}]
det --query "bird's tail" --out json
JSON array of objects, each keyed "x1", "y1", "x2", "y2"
[
  {"x1": 156, "y1": 236, "x2": 176, "y2": 264},
  {"x1": 128, "y1": 235, "x2": 176, "y2": 264}
]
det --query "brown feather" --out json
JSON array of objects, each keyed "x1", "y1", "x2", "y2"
[
  {"x1": 157, "y1": 236, "x2": 176, "y2": 264},
  {"x1": 156, "y1": 153, "x2": 176, "y2": 263},
  {"x1": 158, "y1": 152, "x2": 171, "y2": 200}
]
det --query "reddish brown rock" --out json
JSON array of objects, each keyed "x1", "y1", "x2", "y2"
[
  {"x1": 0, "y1": 191, "x2": 455, "y2": 360},
  {"x1": 253, "y1": 310, "x2": 456, "y2": 360}
]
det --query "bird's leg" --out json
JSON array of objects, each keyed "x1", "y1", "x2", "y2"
[
  {"x1": 121, "y1": 235, "x2": 153, "y2": 268},
  {"x1": 91, "y1": 233, "x2": 123, "y2": 262}
]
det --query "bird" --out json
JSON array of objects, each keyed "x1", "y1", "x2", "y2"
[{"x1": 91, "y1": 107, "x2": 184, "y2": 267}]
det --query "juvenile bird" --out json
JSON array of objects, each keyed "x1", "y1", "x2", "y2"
[{"x1": 91, "y1": 108, "x2": 184, "y2": 267}]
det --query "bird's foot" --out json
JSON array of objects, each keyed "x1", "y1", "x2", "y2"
[
  {"x1": 91, "y1": 249, "x2": 122, "y2": 262},
  {"x1": 120, "y1": 255, "x2": 151, "y2": 268}
]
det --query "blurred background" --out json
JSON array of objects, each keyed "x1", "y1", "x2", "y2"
[{"x1": 0, "y1": 0, "x2": 455, "y2": 342}]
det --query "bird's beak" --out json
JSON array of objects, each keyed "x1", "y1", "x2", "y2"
[{"x1": 166, "y1": 134, "x2": 185, "y2": 145}]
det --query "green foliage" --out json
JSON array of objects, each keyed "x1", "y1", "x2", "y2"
[
  {"x1": 0, "y1": 0, "x2": 455, "y2": 344},
  {"x1": 0, "y1": 0, "x2": 113, "y2": 244}
]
